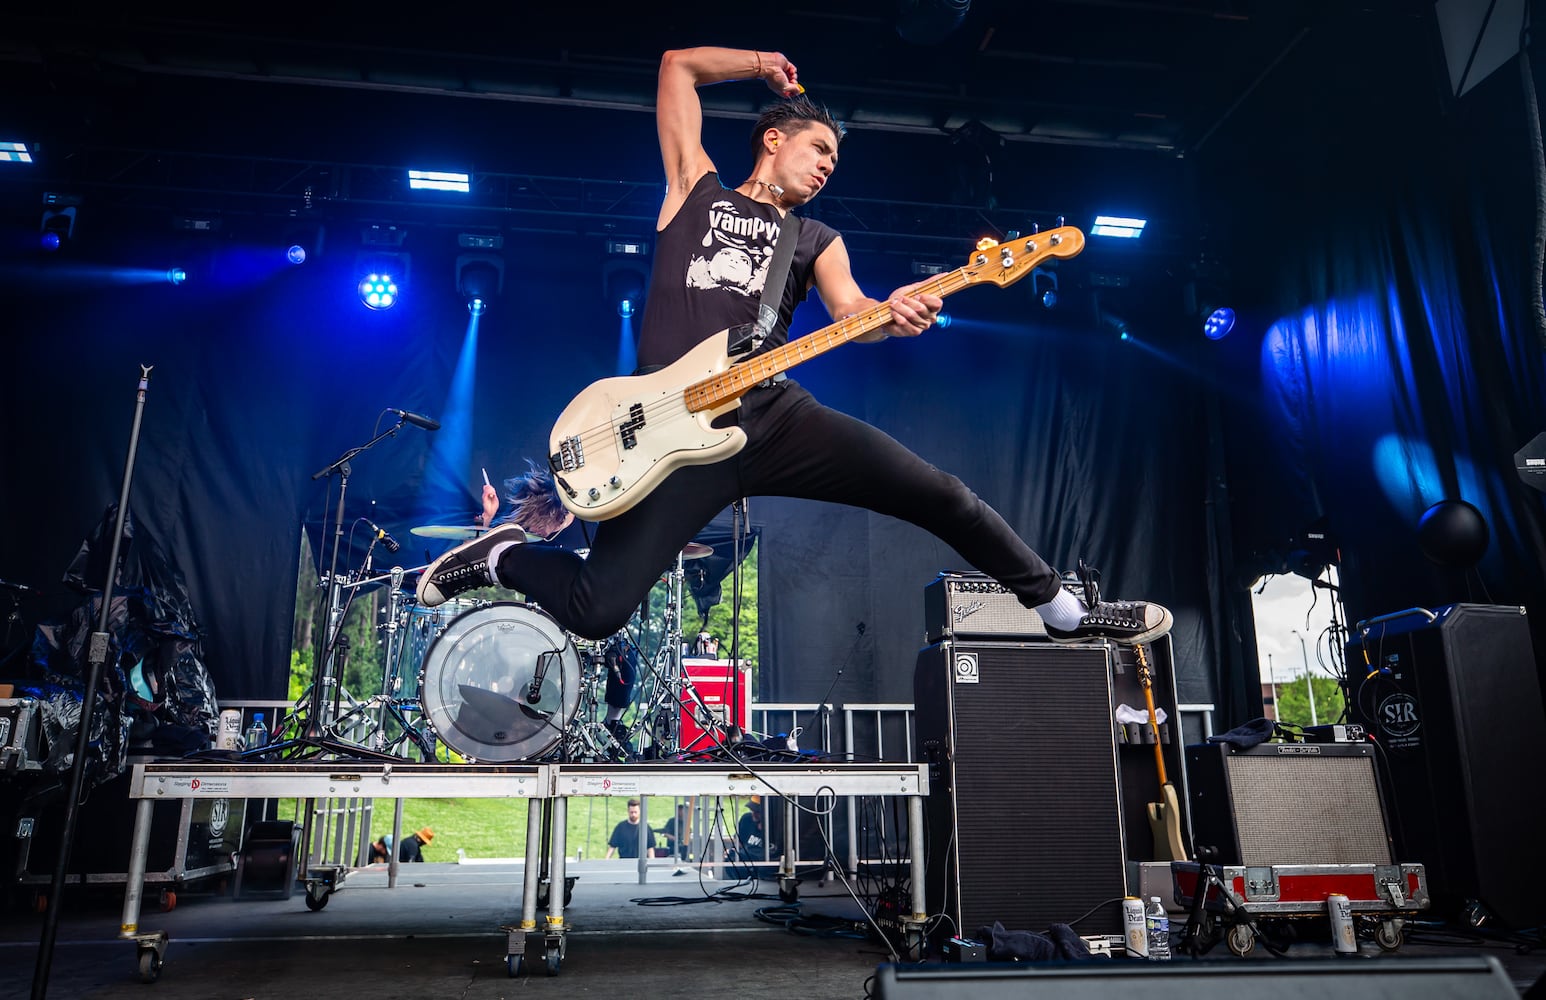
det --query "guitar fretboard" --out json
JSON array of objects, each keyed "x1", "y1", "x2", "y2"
[{"x1": 681, "y1": 269, "x2": 973, "y2": 413}]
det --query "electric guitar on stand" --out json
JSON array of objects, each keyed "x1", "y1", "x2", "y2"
[
  {"x1": 1135, "y1": 642, "x2": 1188, "y2": 862},
  {"x1": 548, "y1": 227, "x2": 1086, "y2": 521}
]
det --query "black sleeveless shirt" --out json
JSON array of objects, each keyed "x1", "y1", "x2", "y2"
[{"x1": 638, "y1": 172, "x2": 840, "y2": 370}]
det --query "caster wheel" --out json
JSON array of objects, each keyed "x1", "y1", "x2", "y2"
[
  {"x1": 1226, "y1": 923, "x2": 1256, "y2": 957},
  {"x1": 545, "y1": 951, "x2": 561, "y2": 977},
  {"x1": 507, "y1": 954, "x2": 523, "y2": 977},
  {"x1": 779, "y1": 885, "x2": 798, "y2": 904},
  {"x1": 1375, "y1": 921, "x2": 1404, "y2": 952},
  {"x1": 158, "y1": 889, "x2": 177, "y2": 912},
  {"x1": 536, "y1": 886, "x2": 548, "y2": 908},
  {"x1": 304, "y1": 890, "x2": 330, "y2": 911},
  {"x1": 136, "y1": 949, "x2": 162, "y2": 983}
]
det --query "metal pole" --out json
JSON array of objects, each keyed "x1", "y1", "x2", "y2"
[
  {"x1": 1293, "y1": 630, "x2": 1318, "y2": 726},
  {"x1": 1267, "y1": 652, "x2": 1279, "y2": 721},
  {"x1": 34, "y1": 365, "x2": 152, "y2": 1000}
]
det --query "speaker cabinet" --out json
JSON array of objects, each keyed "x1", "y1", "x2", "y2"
[
  {"x1": 914, "y1": 640, "x2": 1127, "y2": 939},
  {"x1": 1185, "y1": 742, "x2": 1392, "y2": 865},
  {"x1": 874, "y1": 956, "x2": 1520, "y2": 999},
  {"x1": 1345, "y1": 603, "x2": 1546, "y2": 928}
]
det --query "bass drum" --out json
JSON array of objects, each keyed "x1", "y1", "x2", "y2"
[{"x1": 417, "y1": 602, "x2": 581, "y2": 762}]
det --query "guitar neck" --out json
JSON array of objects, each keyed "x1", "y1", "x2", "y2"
[{"x1": 683, "y1": 269, "x2": 972, "y2": 413}]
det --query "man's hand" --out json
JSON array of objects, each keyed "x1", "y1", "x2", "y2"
[
  {"x1": 882, "y1": 282, "x2": 943, "y2": 338},
  {"x1": 758, "y1": 51, "x2": 802, "y2": 97}
]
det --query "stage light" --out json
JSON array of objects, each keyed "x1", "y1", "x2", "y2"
[
  {"x1": 1032, "y1": 266, "x2": 1059, "y2": 309},
  {"x1": 1091, "y1": 215, "x2": 1147, "y2": 239},
  {"x1": 1119, "y1": 330, "x2": 1131, "y2": 341},
  {"x1": 166, "y1": 268, "x2": 186, "y2": 285},
  {"x1": 359, "y1": 273, "x2": 399, "y2": 310},
  {"x1": 1203, "y1": 306, "x2": 1236, "y2": 340},
  {"x1": 40, "y1": 231, "x2": 61, "y2": 252},
  {"x1": 2, "y1": 141, "x2": 34, "y2": 163},
  {"x1": 40, "y1": 195, "x2": 79, "y2": 251},
  {"x1": 619, "y1": 298, "x2": 636, "y2": 318},
  {"x1": 456, "y1": 254, "x2": 503, "y2": 315},
  {"x1": 287, "y1": 245, "x2": 307, "y2": 265},
  {"x1": 934, "y1": 312, "x2": 952, "y2": 329},
  {"x1": 408, "y1": 169, "x2": 470, "y2": 193}
]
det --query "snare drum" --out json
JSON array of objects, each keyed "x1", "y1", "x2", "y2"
[{"x1": 417, "y1": 602, "x2": 581, "y2": 762}]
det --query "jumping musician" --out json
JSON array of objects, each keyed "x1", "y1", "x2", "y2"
[{"x1": 418, "y1": 44, "x2": 1171, "y2": 649}]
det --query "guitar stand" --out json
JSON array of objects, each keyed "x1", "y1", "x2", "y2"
[{"x1": 1176, "y1": 851, "x2": 1274, "y2": 959}]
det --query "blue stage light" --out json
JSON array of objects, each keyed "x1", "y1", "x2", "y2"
[
  {"x1": 287, "y1": 244, "x2": 307, "y2": 265},
  {"x1": 359, "y1": 273, "x2": 399, "y2": 310},
  {"x1": 468, "y1": 296, "x2": 486, "y2": 317},
  {"x1": 934, "y1": 313, "x2": 953, "y2": 329},
  {"x1": 1203, "y1": 307, "x2": 1236, "y2": 340},
  {"x1": 1042, "y1": 289, "x2": 1058, "y2": 309},
  {"x1": 40, "y1": 232, "x2": 61, "y2": 252},
  {"x1": 618, "y1": 298, "x2": 635, "y2": 318},
  {"x1": 166, "y1": 268, "x2": 187, "y2": 285},
  {"x1": 1119, "y1": 330, "x2": 1131, "y2": 341}
]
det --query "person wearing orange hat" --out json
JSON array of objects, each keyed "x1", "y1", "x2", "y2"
[{"x1": 397, "y1": 827, "x2": 434, "y2": 863}]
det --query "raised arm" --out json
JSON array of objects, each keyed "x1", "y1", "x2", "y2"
[{"x1": 656, "y1": 47, "x2": 801, "y2": 228}]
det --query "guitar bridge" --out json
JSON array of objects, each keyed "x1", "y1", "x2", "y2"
[
  {"x1": 618, "y1": 402, "x2": 645, "y2": 451},
  {"x1": 553, "y1": 436, "x2": 584, "y2": 471}
]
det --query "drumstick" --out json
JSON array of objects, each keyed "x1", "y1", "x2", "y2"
[{"x1": 482, "y1": 468, "x2": 491, "y2": 488}]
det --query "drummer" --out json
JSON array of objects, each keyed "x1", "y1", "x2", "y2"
[{"x1": 475, "y1": 459, "x2": 575, "y2": 539}]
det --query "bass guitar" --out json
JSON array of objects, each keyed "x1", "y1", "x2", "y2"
[{"x1": 548, "y1": 227, "x2": 1086, "y2": 520}]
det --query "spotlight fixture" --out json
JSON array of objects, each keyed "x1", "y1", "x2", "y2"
[
  {"x1": 166, "y1": 268, "x2": 187, "y2": 285},
  {"x1": 934, "y1": 313, "x2": 953, "y2": 329},
  {"x1": 1091, "y1": 215, "x2": 1147, "y2": 239},
  {"x1": 456, "y1": 253, "x2": 504, "y2": 315},
  {"x1": 40, "y1": 192, "x2": 81, "y2": 251},
  {"x1": 1031, "y1": 266, "x2": 1059, "y2": 309},
  {"x1": 359, "y1": 273, "x2": 399, "y2": 310},
  {"x1": 1203, "y1": 306, "x2": 1237, "y2": 340},
  {"x1": 619, "y1": 298, "x2": 636, "y2": 319},
  {"x1": 287, "y1": 245, "x2": 307, "y2": 265}
]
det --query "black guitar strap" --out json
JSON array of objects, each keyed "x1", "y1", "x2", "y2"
[{"x1": 732, "y1": 214, "x2": 801, "y2": 356}]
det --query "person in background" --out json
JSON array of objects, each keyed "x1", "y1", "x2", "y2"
[
  {"x1": 605, "y1": 798, "x2": 658, "y2": 859},
  {"x1": 398, "y1": 826, "x2": 434, "y2": 862},
  {"x1": 662, "y1": 802, "x2": 693, "y2": 861}
]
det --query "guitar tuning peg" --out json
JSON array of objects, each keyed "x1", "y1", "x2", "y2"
[
  {"x1": 1030, "y1": 222, "x2": 1040, "y2": 235},
  {"x1": 1056, "y1": 215, "x2": 1066, "y2": 229}
]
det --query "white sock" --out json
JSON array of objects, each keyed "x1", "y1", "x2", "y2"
[
  {"x1": 605, "y1": 705, "x2": 624, "y2": 723},
  {"x1": 1036, "y1": 587, "x2": 1087, "y2": 630},
  {"x1": 485, "y1": 541, "x2": 517, "y2": 579}
]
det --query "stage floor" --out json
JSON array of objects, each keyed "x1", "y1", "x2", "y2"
[{"x1": 3, "y1": 861, "x2": 1542, "y2": 999}]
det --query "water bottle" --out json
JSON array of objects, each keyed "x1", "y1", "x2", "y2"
[
  {"x1": 245, "y1": 712, "x2": 269, "y2": 754},
  {"x1": 1145, "y1": 896, "x2": 1171, "y2": 961}
]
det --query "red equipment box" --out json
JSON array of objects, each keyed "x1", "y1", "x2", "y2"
[
  {"x1": 679, "y1": 659, "x2": 750, "y2": 751},
  {"x1": 1171, "y1": 861, "x2": 1428, "y2": 955}
]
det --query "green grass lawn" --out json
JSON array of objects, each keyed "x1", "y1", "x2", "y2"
[{"x1": 273, "y1": 795, "x2": 746, "y2": 863}]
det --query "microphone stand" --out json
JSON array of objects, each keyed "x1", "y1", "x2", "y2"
[
  {"x1": 243, "y1": 417, "x2": 412, "y2": 763},
  {"x1": 33, "y1": 365, "x2": 152, "y2": 1000}
]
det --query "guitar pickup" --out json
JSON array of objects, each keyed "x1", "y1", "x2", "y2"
[
  {"x1": 553, "y1": 436, "x2": 584, "y2": 472},
  {"x1": 617, "y1": 402, "x2": 646, "y2": 451}
]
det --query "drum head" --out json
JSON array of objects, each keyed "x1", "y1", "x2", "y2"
[
  {"x1": 417, "y1": 602, "x2": 580, "y2": 761},
  {"x1": 389, "y1": 598, "x2": 480, "y2": 700}
]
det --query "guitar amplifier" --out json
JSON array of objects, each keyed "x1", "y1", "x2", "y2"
[{"x1": 924, "y1": 571, "x2": 1050, "y2": 642}]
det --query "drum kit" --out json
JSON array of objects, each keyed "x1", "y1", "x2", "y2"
[{"x1": 322, "y1": 522, "x2": 723, "y2": 764}]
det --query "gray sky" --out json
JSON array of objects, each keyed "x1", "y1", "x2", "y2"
[{"x1": 1252, "y1": 570, "x2": 1345, "y2": 687}]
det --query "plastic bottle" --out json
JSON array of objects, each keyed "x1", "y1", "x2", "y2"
[
  {"x1": 245, "y1": 712, "x2": 269, "y2": 753},
  {"x1": 1145, "y1": 896, "x2": 1171, "y2": 961}
]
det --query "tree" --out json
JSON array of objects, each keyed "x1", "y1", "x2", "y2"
[{"x1": 1274, "y1": 673, "x2": 1346, "y2": 730}]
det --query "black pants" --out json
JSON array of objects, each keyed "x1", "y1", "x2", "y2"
[{"x1": 498, "y1": 381, "x2": 1062, "y2": 640}]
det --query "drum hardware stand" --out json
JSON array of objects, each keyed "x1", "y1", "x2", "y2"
[{"x1": 248, "y1": 417, "x2": 419, "y2": 764}]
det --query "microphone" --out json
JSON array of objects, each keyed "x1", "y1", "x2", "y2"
[
  {"x1": 392, "y1": 409, "x2": 441, "y2": 432},
  {"x1": 365, "y1": 520, "x2": 401, "y2": 553}
]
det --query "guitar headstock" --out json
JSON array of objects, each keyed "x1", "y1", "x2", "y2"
[{"x1": 960, "y1": 226, "x2": 1085, "y2": 287}]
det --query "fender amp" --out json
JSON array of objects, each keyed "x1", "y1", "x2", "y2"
[{"x1": 924, "y1": 572, "x2": 1048, "y2": 642}]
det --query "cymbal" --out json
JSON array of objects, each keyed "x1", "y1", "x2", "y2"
[
  {"x1": 681, "y1": 542, "x2": 713, "y2": 560},
  {"x1": 410, "y1": 524, "x2": 486, "y2": 540}
]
